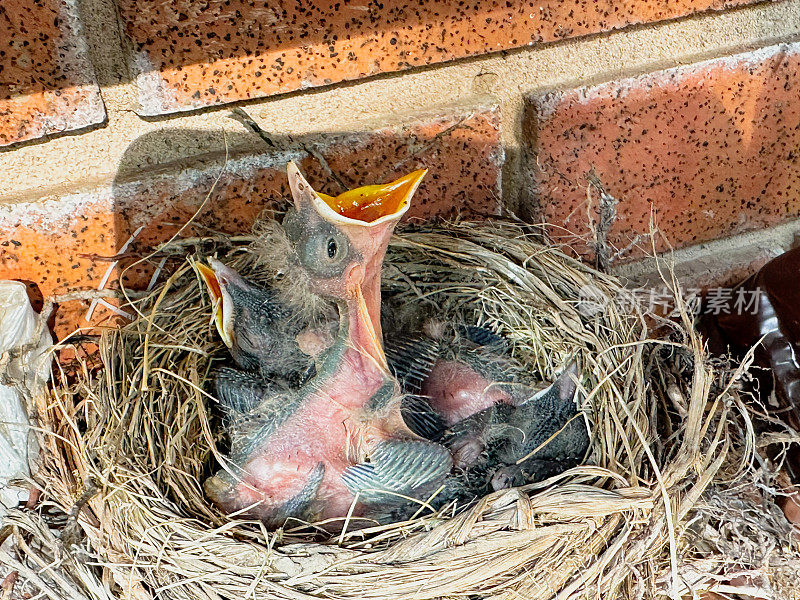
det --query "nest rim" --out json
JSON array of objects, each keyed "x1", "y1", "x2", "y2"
[{"x1": 22, "y1": 217, "x2": 753, "y2": 600}]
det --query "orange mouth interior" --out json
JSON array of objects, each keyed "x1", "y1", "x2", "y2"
[
  {"x1": 317, "y1": 169, "x2": 427, "y2": 223},
  {"x1": 194, "y1": 260, "x2": 231, "y2": 346}
]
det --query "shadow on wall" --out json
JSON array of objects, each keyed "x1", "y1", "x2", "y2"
[
  {"x1": 1, "y1": 0, "x2": 534, "y2": 146},
  {"x1": 4, "y1": 0, "x2": 528, "y2": 107},
  {"x1": 30, "y1": 117, "x2": 503, "y2": 337}
]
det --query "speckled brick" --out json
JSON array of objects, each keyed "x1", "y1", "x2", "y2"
[
  {"x1": 0, "y1": 105, "x2": 501, "y2": 337},
  {"x1": 116, "y1": 0, "x2": 765, "y2": 115},
  {"x1": 526, "y1": 42, "x2": 800, "y2": 261},
  {"x1": 0, "y1": 0, "x2": 106, "y2": 147}
]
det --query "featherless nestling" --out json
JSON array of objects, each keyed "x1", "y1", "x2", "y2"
[
  {"x1": 195, "y1": 163, "x2": 589, "y2": 527},
  {"x1": 195, "y1": 163, "x2": 450, "y2": 529}
]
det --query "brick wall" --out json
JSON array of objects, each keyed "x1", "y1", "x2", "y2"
[{"x1": 1, "y1": 0, "x2": 799, "y2": 336}]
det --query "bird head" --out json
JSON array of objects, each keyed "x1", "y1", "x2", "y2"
[
  {"x1": 192, "y1": 257, "x2": 250, "y2": 350},
  {"x1": 283, "y1": 161, "x2": 427, "y2": 370},
  {"x1": 283, "y1": 162, "x2": 426, "y2": 298}
]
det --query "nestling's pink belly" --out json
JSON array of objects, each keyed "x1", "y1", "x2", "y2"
[{"x1": 230, "y1": 351, "x2": 391, "y2": 520}]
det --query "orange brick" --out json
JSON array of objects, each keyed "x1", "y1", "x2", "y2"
[
  {"x1": 525, "y1": 43, "x2": 800, "y2": 261},
  {"x1": 0, "y1": 105, "x2": 502, "y2": 338},
  {"x1": 116, "y1": 0, "x2": 764, "y2": 115},
  {"x1": 0, "y1": 0, "x2": 105, "y2": 147}
]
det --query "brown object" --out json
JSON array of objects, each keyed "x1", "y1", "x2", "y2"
[
  {"x1": 779, "y1": 486, "x2": 800, "y2": 529},
  {"x1": 713, "y1": 247, "x2": 800, "y2": 482},
  {"x1": 716, "y1": 247, "x2": 800, "y2": 426},
  {"x1": 1, "y1": 572, "x2": 18, "y2": 600}
]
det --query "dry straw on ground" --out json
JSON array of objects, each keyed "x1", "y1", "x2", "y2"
[{"x1": 4, "y1": 219, "x2": 799, "y2": 600}]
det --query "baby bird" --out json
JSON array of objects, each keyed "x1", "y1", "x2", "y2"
[
  {"x1": 446, "y1": 362, "x2": 588, "y2": 495},
  {"x1": 196, "y1": 167, "x2": 590, "y2": 524},
  {"x1": 194, "y1": 257, "x2": 331, "y2": 388},
  {"x1": 201, "y1": 163, "x2": 451, "y2": 529},
  {"x1": 386, "y1": 324, "x2": 514, "y2": 430},
  {"x1": 387, "y1": 324, "x2": 589, "y2": 492},
  {"x1": 195, "y1": 255, "x2": 447, "y2": 440}
]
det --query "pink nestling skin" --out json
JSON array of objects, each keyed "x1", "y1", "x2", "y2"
[
  {"x1": 214, "y1": 349, "x2": 396, "y2": 522},
  {"x1": 205, "y1": 162, "x2": 434, "y2": 527},
  {"x1": 421, "y1": 360, "x2": 512, "y2": 426},
  {"x1": 218, "y1": 336, "x2": 413, "y2": 524}
]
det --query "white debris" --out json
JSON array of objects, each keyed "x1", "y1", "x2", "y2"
[{"x1": 0, "y1": 281, "x2": 52, "y2": 513}]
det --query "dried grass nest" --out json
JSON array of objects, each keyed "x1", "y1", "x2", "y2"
[{"x1": 9, "y1": 218, "x2": 800, "y2": 600}]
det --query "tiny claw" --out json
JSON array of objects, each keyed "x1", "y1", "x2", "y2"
[
  {"x1": 451, "y1": 437, "x2": 485, "y2": 469},
  {"x1": 491, "y1": 465, "x2": 523, "y2": 491},
  {"x1": 204, "y1": 471, "x2": 238, "y2": 507}
]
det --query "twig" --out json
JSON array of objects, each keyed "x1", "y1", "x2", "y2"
[
  {"x1": 1, "y1": 289, "x2": 140, "y2": 380},
  {"x1": 155, "y1": 234, "x2": 256, "y2": 253},
  {"x1": 85, "y1": 225, "x2": 146, "y2": 322},
  {"x1": 611, "y1": 233, "x2": 650, "y2": 263},
  {"x1": 61, "y1": 478, "x2": 99, "y2": 548},
  {"x1": 389, "y1": 114, "x2": 473, "y2": 174},
  {"x1": 304, "y1": 144, "x2": 349, "y2": 193},
  {"x1": 586, "y1": 170, "x2": 618, "y2": 273},
  {"x1": 0, "y1": 550, "x2": 67, "y2": 600},
  {"x1": 230, "y1": 107, "x2": 349, "y2": 193},
  {"x1": 229, "y1": 107, "x2": 275, "y2": 147},
  {"x1": 77, "y1": 251, "x2": 145, "y2": 262}
]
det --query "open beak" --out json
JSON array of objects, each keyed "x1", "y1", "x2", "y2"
[
  {"x1": 192, "y1": 258, "x2": 234, "y2": 348},
  {"x1": 286, "y1": 161, "x2": 427, "y2": 228},
  {"x1": 315, "y1": 168, "x2": 427, "y2": 225},
  {"x1": 286, "y1": 163, "x2": 427, "y2": 373}
]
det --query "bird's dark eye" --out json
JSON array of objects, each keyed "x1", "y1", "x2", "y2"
[{"x1": 291, "y1": 222, "x2": 352, "y2": 278}]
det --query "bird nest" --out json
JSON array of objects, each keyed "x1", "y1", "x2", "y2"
[{"x1": 11, "y1": 218, "x2": 798, "y2": 600}]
